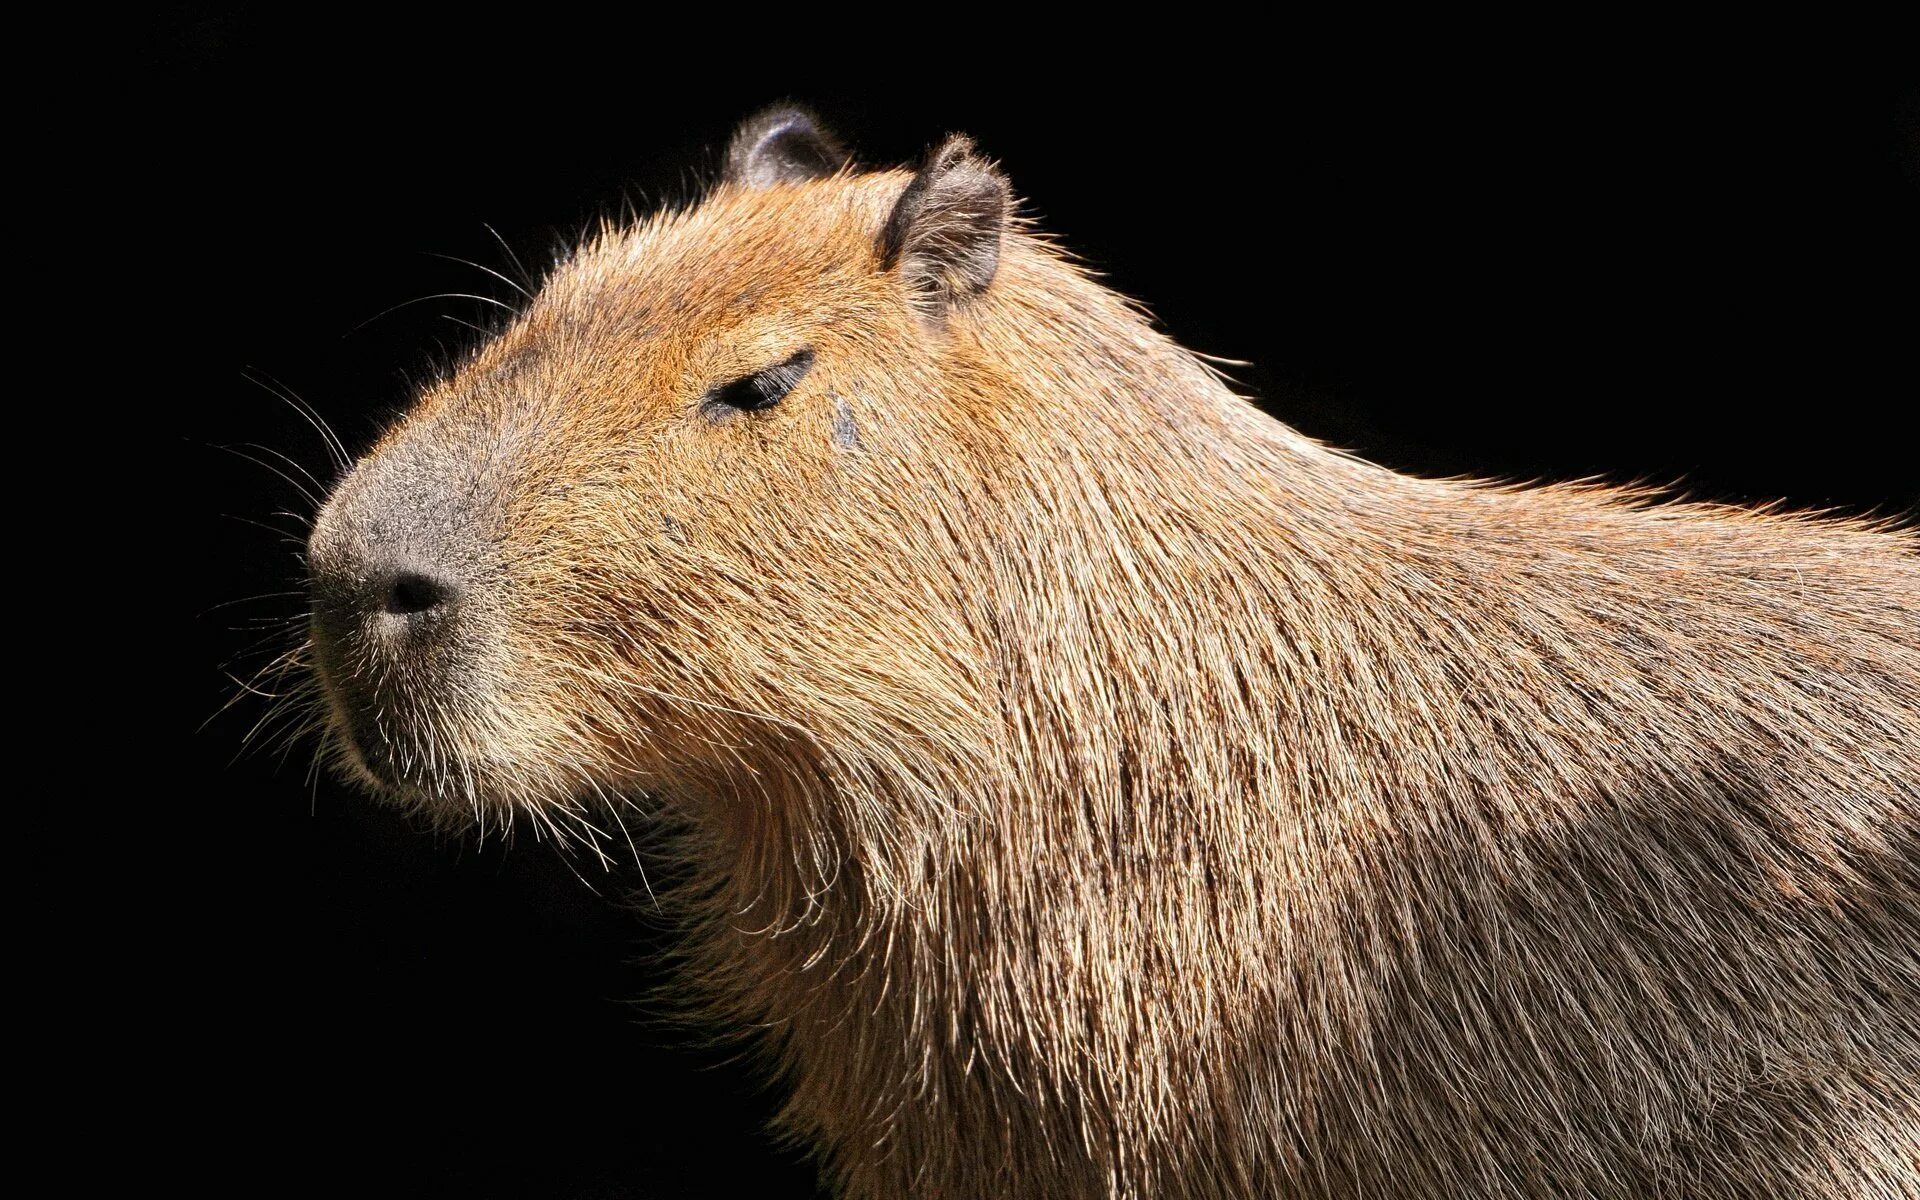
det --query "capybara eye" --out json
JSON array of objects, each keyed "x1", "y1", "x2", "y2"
[{"x1": 702, "y1": 348, "x2": 815, "y2": 417}]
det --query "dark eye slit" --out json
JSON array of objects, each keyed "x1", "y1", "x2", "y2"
[{"x1": 704, "y1": 348, "x2": 815, "y2": 414}]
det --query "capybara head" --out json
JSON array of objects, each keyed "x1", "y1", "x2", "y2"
[{"x1": 308, "y1": 108, "x2": 1032, "y2": 837}]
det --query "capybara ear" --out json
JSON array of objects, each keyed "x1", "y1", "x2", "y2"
[
  {"x1": 879, "y1": 135, "x2": 1010, "y2": 320},
  {"x1": 724, "y1": 104, "x2": 850, "y2": 188}
]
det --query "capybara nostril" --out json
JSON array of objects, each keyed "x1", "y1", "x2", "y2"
[{"x1": 380, "y1": 570, "x2": 454, "y2": 618}]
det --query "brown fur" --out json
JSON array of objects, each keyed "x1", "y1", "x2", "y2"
[{"x1": 305, "y1": 123, "x2": 1920, "y2": 1198}]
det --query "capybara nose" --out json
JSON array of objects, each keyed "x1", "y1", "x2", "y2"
[
  {"x1": 306, "y1": 444, "x2": 492, "y2": 655},
  {"x1": 377, "y1": 568, "x2": 457, "y2": 620},
  {"x1": 310, "y1": 551, "x2": 465, "y2": 646},
  {"x1": 306, "y1": 479, "x2": 478, "y2": 657}
]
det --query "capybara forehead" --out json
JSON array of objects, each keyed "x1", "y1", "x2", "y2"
[
  {"x1": 390, "y1": 172, "x2": 914, "y2": 450},
  {"x1": 535, "y1": 174, "x2": 903, "y2": 346},
  {"x1": 370, "y1": 170, "x2": 931, "y2": 507}
]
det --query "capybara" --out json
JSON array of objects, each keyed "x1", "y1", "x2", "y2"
[{"x1": 303, "y1": 106, "x2": 1920, "y2": 1198}]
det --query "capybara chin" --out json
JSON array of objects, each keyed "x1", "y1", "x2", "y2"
[{"x1": 303, "y1": 106, "x2": 1920, "y2": 1198}]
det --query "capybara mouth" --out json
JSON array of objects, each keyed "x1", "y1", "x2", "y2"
[
  {"x1": 318, "y1": 683, "x2": 425, "y2": 795},
  {"x1": 323, "y1": 699, "x2": 494, "y2": 812},
  {"x1": 309, "y1": 644, "x2": 460, "y2": 799},
  {"x1": 333, "y1": 711, "x2": 404, "y2": 790},
  {"x1": 311, "y1": 647, "x2": 617, "y2": 822}
]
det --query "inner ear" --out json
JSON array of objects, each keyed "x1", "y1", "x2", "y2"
[
  {"x1": 724, "y1": 104, "x2": 850, "y2": 189},
  {"x1": 880, "y1": 135, "x2": 1011, "y2": 320}
]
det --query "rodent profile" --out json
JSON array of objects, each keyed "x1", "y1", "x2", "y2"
[{"x1": 302, "y1": 105, "x2": 1920, "y2": 1199}]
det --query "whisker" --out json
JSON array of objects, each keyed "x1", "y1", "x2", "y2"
[
  {"x1": 241, "y1": 370, "x2": 351, "y2": 473},
  {"x1": 214, "y1": 624, "x2": 311, "y2": 674},
  {"x1": 428, "y1": 251, "x2": 535, "y2": 302},
  {"x1": 217, "y1": 512, "x2": 307, "y2": 547},
  {"x1": 198, "y1": 590, "x2": 306, "y2": 617},
  {"x1": 212, "y1": 444, "x2": 323, "y2": 508},
  {"x1": 591, "y1": 778, "x2": 659, "y2": 910},
  {"x1": 225, "y1": 613, "x2": 311, "y2": 634},
  {"x1": 527, "y1": 805, "x2": 604, "y2": 896},
  {"x1": 234, "y1": 679, "x2": 321, "y2": 763},
  {"x1": 234, "y1": 442, "x2": 327, "y2": 500},
  {"x1": 482, "y1": 223, "x2": 536, "y2": 293},
  {"x1": 349, "y1": 292, "x2": 517, "y2": 335},
  {"x1": 442, "y1": 314, "x2": 494, "y2": 337},
  {"x1": 204, "y1": 641, "x2": 312, "y2": 731}
]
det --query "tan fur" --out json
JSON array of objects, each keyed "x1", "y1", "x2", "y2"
[{"x1": 307, "y1": 145, "x2": 1920, "y2": 1198}]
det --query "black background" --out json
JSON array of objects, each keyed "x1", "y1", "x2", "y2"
[{"x1": 159, "y1": 10, "x2": 1915, "y2": 1197}]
